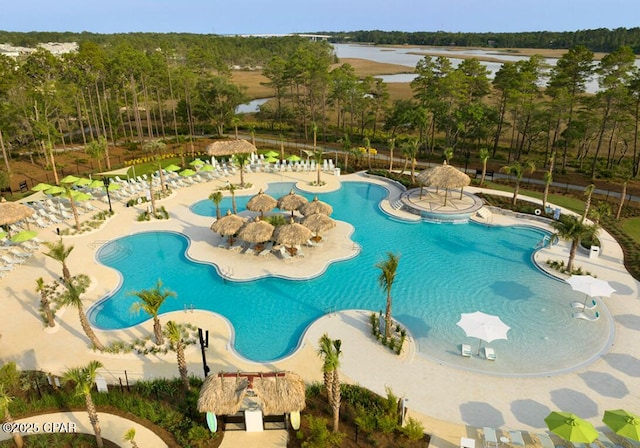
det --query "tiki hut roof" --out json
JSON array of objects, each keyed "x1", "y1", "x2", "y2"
[
  {"x1": 300, "y1": 213, "x2": 336, "y2": 235},
  {"x1": 197, "y1": 371, "x2": 306, "y2": 415},
  {"x1": 246, "y1": 190, "x2": 277, "y2": 216},
  {"x1": 416, "y1": 161, "x2": 470, "y2": 190},
  {"x1": 0, "y1": 202, "x2": 35, "y2": 226},
  {"x1": 277, "y1": 190, "x2": 308, "y2": 215},
  {"x1": 206, "y1": 139, "x2": 257, "y2": 156},
  {"x1": 210, "y1": 210, "x2": 246, "y2": 236},
  {"x1": 274, "y1": 218, "x2": 313, "y2": 247},
  {"x1": 299, "y1": 196, "x2": 333, "y2": 216},
  {"x1": 237, "y1": 217, "x2": 275, "y2": 243}
]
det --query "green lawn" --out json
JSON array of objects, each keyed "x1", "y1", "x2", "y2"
[
  {"x1": 480, "y1": 181, "x2": 586, "y2": 214},
  {"x1": 622, "y1": 217, "x2": 640, "y2": 244}
]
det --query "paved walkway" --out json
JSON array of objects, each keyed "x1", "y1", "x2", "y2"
[{"x1": 1, "y1": 168, "x2": 639, "y2": 448}]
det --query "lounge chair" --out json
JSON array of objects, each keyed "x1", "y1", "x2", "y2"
[
  {"x1": 279, "y1": 246, "x2": 292, "y2": 260},
  {"x1": 2, "y1": 255, "x2": 24, "y2": 265},
  {"x1": 572, "y1": 311, "x2": 600, "y2": 321},
  {"x1": 483, "y1": 427, "x2": 498, "y2": 448},
  {"x1": 509, "y1": 430, "x2": 525, "y2": 446},
  {"x1": 597, "y1": 432, "x2": 624, "y2": 448},
  {"x1": 9, "y1": 249, "x2": 31, "y2": 259},
  {"x1": 536, "y1": 432, "x2": 556, "y2": 448},
  {"x1": 461, "y1": 344, "x2": 472, "y2": 357},
  {"x1": 484, "y1": 347, "x2": 496, "y2": 361},
  {"x1": 461, "y1": 437, "x2": 476, "y2": 448},
  {"x1": 571, "y1": 299, "x2": 597, "y2": 310}
]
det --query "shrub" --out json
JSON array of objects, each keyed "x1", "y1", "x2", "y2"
[
  {"x1": 401, "y1": 417, "x2": 426, "y2": 442},
  {"x1": 298, "y1": 415, "x2": 344, "y2": 448}
]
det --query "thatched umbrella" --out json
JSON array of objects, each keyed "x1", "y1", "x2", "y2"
[
  {"x1": 246, "y1": 189, "x2": 277, "y2": 218},
  {"x1": 300, "y1": 196, "x2": 333, "y2": 216},
  {"x1": 277, "y1": 190, "x2": 308, "y2": 218},
  {"x1": 416, "y1": 161, "x2": 470, "y2": 206},
  {"x1": 274, "y1": 217, "x2": 312, "y2": 253},
  {"x1": 238, "y1": 217, "x2": 275, "y2": 246},
  {"x1": 301, "y1": 213, "x2": 336, "y2": 241},
  {"x1": 206, "y1": 139, "x2": 257, "y2": 156},
  {"x1": 211, "y1": 210, "x2": 246, "y2": 245},
  {"x1": 0, "y1": 202, "x2": 35, "y2": 227},
  {"x1": 197, "y1": 372, "x2": 305, "y2": 416}
]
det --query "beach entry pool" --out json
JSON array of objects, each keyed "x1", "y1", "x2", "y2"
[{"x1": 90, "y1": 182, "x2": 612, "y2": 375}]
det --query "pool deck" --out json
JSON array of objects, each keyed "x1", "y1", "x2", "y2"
[{"x1": 1, "y1": 168, "x2": 640, "y2": 447}]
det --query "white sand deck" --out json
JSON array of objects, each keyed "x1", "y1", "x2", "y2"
[{"x1": 1, "y1": 168, "x2": 639, "y2": 448}]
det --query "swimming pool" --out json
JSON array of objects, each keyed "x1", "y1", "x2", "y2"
[{"x1": 89, "y1": 181, "x2": 612, "y2": 375}]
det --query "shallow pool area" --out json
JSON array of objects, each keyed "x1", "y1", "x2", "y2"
[{"x1": 89, "y1": 181, "x2": 612, "y2": 375}]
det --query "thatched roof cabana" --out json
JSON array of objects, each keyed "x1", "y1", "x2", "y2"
[
  {"x1": 301, "y1": 213, "x2": 335, "y2": 240},
  {"x1": 299, "y1": 196, "x2": 333, "y2": 216},
  {"x1": 206, "y1": 139, "x2": 257, "y2": 156},
  {"x1": 197, "y1": 371, "x2": 306, "y2": 416},
  {"x1": 246, "y1": 189, "x2": 277, "y2": 217},
  {"x1": 416, "y1": 162, "x2": 471, "y2": 206}
]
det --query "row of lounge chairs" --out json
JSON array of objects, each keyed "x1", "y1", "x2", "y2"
[
  {"x1": 461, "y1": 344, "x2": 496, "y2": 361},
  {"x1": 464, "y1": 427, "x2": 629, "y2": 448}
]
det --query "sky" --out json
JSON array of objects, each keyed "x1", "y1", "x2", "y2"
[{"x1": 1, "y1": 0, "x2": 638, "y2": 35}]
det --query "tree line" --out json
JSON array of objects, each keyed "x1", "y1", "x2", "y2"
[
  {"x1": 1, "y1": 32, "x2": 640, "y2": 186},
  {"x1": 330, "y1": 28, "x2": 640, "y2": 54}
]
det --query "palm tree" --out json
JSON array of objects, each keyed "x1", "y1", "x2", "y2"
[
  {"x1": 229, "y1": 183, "x2": 237, "y2": 214},
  {"x1": 402, "y1": 139, "x2": 420, "y2": 183},
  {"x1": 233, "y1": 152, "x2": 251, "y2": 187},
  {"x1": 582, "y1": 184, "x2": 595, "y2": 223},
  {"x1": 35, "y1": 277, "x2": 56, "y2": 328},
  {"x1": 376, "y1": 252, "x2": 400, "y2": 340},
  {"x1": 86, "y1": 137, "x2": 107, "y2": 172},
  {"x1": 388, "y1": 138, "x2": 396, "y2": 172},
  {"x1": 123, "y1": 428, "x2": 140, "y2": 448},
  {"x1": 166, "y1": 320, "x2": 190, "y2": 392},
  {"x1": 499, "y1": 160, "x2": 536, "y2": 206},
  {"x1": 144, "y1": 140, "x2": 168, "y2": 191},
  {"x1": 129, "y1": 279, "x2": 176, "y2": 345},
  {"x1": 478, "y1": 147, "x2": 490, "y2": 186},
  {"x1": 147, "y1": 175, "x2": 157, "y2": 216},
  {"x1": 63, "y1": 360, "x2": 104, "y2": 448},
  {"x1": 444, "y1": 147, "x2": 454, "y2": 164},
  {"x1": 58, "y1": 274, "x2": 105, "y2": 351},
  {"x1": 551, "y1": 215, "x2": 597, "y2": 273},
  {"x1": 0, "y1": 384, "x2": 24, "y2": 448},
  {"x1": 209, "y1": 191, "x2": 223, "y2": 220},
  {"x1": 589, "y1": 201, "x2": 611, "y2": 226},
  {"x1": 316, "y1": 333, "x2": 342, "y2": 432},
  {"x1": 44, "y1": 239, "x2": 74, "y2": 281},
  {"x1": 542, "y1": 155, "x2": 554, "y2": 214},
  {"x1": 313, "y1": 148, "x2": 324, "y2": 186}
]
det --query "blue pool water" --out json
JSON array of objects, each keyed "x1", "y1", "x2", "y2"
[{"x1": 90, "y1": 181, "x2": 611, "y2": 375}]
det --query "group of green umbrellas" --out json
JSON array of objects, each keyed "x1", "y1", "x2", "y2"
[{"x1": 545, "y1": 409, "x2": 640, "y2": 444}]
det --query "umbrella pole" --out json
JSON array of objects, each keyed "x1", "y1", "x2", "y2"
[{"x1": 477, "y1": 339, "x2": 482, "y2": 356}]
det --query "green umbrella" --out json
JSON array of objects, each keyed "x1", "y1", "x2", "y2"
[
  {"x1": 180, "y1": 168, "x2": 196, "y2": 177},
  {"x1": 189, "y1": 158, "x2": 205, "y2": 166},
  {"x1": 545, "y1": 411, "x2": 598, "y2": 443},
  {"x1": 60, "y1": 175, "x2": 81, "y2": 184},
  {"x1": 104, "y1": 182, "x2": 121, "y2": 192},
  {"x1": 32, "y1": 182, "x2": 52, "y2": 192},
  {"x1": 603, "y1": 410, "x2": 640, "y2": 441},
  {"x1": 10, "y1": 230, "x2": 38, "y2": 243},
  {"x1": 69, "y1": 190, "x2": 92, "y2": 202},
  {"x1": 264, "y1": 150, "x2": 279, "y2": 158},
  {"x1": 264, "y1": 156, "x2": 279, "y2": 163},
  {"x1": 88, "y1": 179, "x2": 105, "y2": 189},
  {"x1": 0, "y1": 230, "x2": 7, "y2": 240},
  {"x1": 200, "y1": 164, "x2": 215, "y2": 172},
  {"x1": 165, "y1": 164, "x2": 182, "y2": 172},
  {"x1": 286, "y1": 155, "x2": 301, "y2": 162},
  {"x1": 45, "y1": 186, "x2": 65, "y2": 195},
  {"x1": 74, "y1": 177, "x2": 93, "y2": 186}
]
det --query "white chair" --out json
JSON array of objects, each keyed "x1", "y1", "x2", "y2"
[
  {"x1": 461, "y1": 344, "x2": 472, "y2": 357},
  {"x1": 571, "y1": 299, "x2": 597, "y2": 310},
  {"x1": 484, "y1": 347, "x2": 496, "y2": 361},
  {"x1": 483, "y1": 428, "x2": 498, "y2": 448},
  {"x1": 2, "y1": 255, "x2": 24, "y2": 265},
  {"x1": 536, "y1": 432, "x2": 556, "y2": 448},
  {"x1": 597, "y1": 432, "x2": 624, "y2": 448},
  {"x1": 572, "y1": 311, "x2": 600, "y2": 321},
  {"x1": 509, "y1": 430, "x2": 525, "y2": 446}
]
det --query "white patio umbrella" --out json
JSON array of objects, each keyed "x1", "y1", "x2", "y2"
[
  {"x1": 566, "y1": 275, "x2": 616, "y2": 303},
  {"x1": 456, "y1": 311, "x2": 511, "y2": 355}
]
